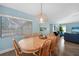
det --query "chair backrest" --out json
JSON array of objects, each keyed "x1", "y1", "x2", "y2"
[
  {"x1": 50, "y1": 36, "x2": 60, "y2": 55},
  {"x1": 48, "y1": 34, "x2": 59, "y2": 47},
  {"x1": 39, "y1": 40, "x2": 51, "y2": 56},
  {"x1": 47, "y1": 33, "x2": 60, "y2": 55},
  {"x1": 56, "y1": 36, "x2": 60, "y2": 43},
  {"x1": 13, "y1": 39, "x2": 22, "y2": 56},
  {"x1": 50, "y1": 37, "x2": 57, "y2": 54},
  {"x1": 47, "y1": 33, "x2": 55, "y2": 40}
]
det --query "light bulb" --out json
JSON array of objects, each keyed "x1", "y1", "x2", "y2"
[{"x1": 40, "y1": 17, "x2": 43, "y2": 23}]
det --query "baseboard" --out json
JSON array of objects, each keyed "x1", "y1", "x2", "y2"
[{"x1": 0, "y1": 48, "x2": 14, "y2": 54}]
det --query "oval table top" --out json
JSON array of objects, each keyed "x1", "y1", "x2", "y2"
[{"x1": 18, "y1": 36, "x2": 46, "y2": 53}]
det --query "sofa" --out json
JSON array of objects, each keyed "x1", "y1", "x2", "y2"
[{"x1": 64, "y1": 33, "x2": 79, "y2": 44}]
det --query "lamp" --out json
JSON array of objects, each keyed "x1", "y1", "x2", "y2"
[
  {"x1": 40, "y1": 3, "x2": 44, "y2": 23},
  {"x1": 36, "y1": 3, "x2": 48, "y2": 23},
  {"x1": 40, "y1": 17, "x2": 43, "y2": 23},
  {"x1": 39, "y1": 3, "x2": 47, "y2": 23}
]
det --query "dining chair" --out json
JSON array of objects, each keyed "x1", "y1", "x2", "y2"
[
  {"x1": 55, "y1": 36, "x2": 60, "y2": 55},
  {"x1": 34, "y1": 39, "x2": 52, "y2": 56},
  {"x1": 50, "y1": 36, "x2": 60, "y2": 56},
  {"x1": 13, "y1": 38, "x2": 38, "y2": 56},
  {"x1": 13, "y1": 38, "x2": 22, "y2": 56},
  {"x1": 47, "y1": 33, "x2": 55, "y2": 40},
  {"x1": 49, "y1": 37, "x2": 57, "y2": 55}
]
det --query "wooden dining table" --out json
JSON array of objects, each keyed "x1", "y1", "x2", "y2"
[{"x1": 18, "y1": 36, "x2": 46, "y2": 53}]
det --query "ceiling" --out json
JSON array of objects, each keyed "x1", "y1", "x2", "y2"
[{"x1": 0, "y1": 3, "x2": 79, "y2": 24}]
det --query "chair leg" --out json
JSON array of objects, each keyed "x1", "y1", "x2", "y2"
[
  {"x1": 33, "y1": 52, "x2": 38, "y2": 56},
  {"x1": 15, "y1": 51, "x2": 20, "y2": 56}
]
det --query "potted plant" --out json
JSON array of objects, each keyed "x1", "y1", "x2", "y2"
[{"x1": 59, "y1": 25, "x2": 64, "y2": 37}]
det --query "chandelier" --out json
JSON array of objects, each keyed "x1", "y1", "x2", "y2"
[{"x1": 37, "y1": 3, "x2": 48, "y2": 23}]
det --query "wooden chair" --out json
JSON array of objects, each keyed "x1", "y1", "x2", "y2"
[
  {"x1": 13, "y1": 38, "x2": 22, "y2": 56},
  {"x1": 34, "y1": 40, "x2": 52, "y2": 56},
  {"x1": 49, "y1": 36, "x2": 56, "y2": 55},
  {"x1": 47, "y1": 33, "x2": 60, "y2": 55},
  {"x1": 47, "y1": 33, "x2": 55, "y2": 40},
  {"x1": 55, "y1": 36, "x2": 60, "y2": 55},
  {"x1": 13, "y1": 38, "x2": 39, "y2": 56},
  {"x1": 50, "y1": 36, "x2": 60, "y2": 56},
  {"x1": 56, "y1": 36, "x2": 60, "y2": 43}
]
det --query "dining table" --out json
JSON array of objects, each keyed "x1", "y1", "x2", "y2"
[{"x1": 18, "y1": 36, "x2": 46, "y2": 53}]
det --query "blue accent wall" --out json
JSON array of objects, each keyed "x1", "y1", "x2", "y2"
[
  {"x1": 0, "y1": 5, "x2": 39, "y2": 33},
  {"x1": 0, "y1": 5, "x2": 39, "y2": 52}
]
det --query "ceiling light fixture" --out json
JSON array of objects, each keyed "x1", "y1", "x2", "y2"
[
  {"x1": 39, "y1": 3, "x2": 47, "y2": 23},
  {"x1": 36, "y1": 3, "x2": 47, "y2": 23},
  {"x1": 40, "y1": 3, "x2": 43, "y2": 23}
]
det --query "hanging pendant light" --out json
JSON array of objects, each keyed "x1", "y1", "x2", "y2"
[
  {"x1": 39, "y1": 3, "x2": 48, "y2": 23},
  {"x1": 40, "y1": 17, "x2": 43, "y2": 23},
  {"x1": 40, "y1": 3, "x2": 43, "y2": 23}
]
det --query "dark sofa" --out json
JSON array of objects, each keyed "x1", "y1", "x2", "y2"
[{"x1": 64, "y1": 33, "x2": 79, "y2": 43}]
